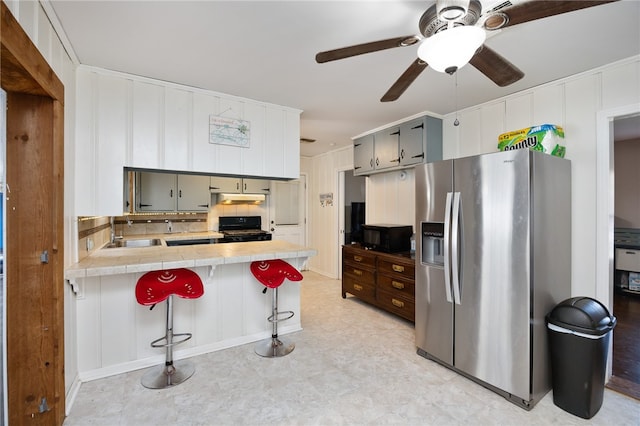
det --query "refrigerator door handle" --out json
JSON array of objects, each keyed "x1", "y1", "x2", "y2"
[
  {"x1": 443, "y1": 192, "x2": 453, "y2": 303},
  {"x1": 451, "y1": 192, "x2": 462, "y2": 305}
]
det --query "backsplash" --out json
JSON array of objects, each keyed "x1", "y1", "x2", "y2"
[{"x1": 77, "y1": 203, "x2": 269, "y2": 261}]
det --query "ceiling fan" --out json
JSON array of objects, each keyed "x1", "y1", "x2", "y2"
[{"x1": 315, "y1": 0, "x2": 618, "y2": 102}]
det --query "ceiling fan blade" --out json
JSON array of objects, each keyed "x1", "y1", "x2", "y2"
[
  {"x1": 470, "y1": 45, "x2": 524, "y2": 87},
  {"x1": 381, "y1": 59, "x2": 428, "y2": 102},
  {"x1": 316, "y1": 35, "x2": 419, "y2": 63},
  {"x1": 497, "y1": 0, "x2": 619, "y2": 29}
]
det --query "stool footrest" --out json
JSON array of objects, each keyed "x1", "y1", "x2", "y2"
[
  {"x1": 267, "y1": 310, "x2": 294, "y2": 323},
  {"x1": 150, "y1": 332, "x2": 192, "y2": 348}
]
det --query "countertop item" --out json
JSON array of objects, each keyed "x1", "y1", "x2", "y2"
[{"x1": 66, "y1": 239, "x2": 316, "y2": 279}]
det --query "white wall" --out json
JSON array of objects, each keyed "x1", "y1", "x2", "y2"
[
  {"x1": 302, "y1": 146, "x2": 351, "y2": 278},
  {"x1": 4, "y1": 0, "x2": 80, "y2": 411},
  {"x1": 307, "y1": 56, "x2": 640, "y2": 300}
]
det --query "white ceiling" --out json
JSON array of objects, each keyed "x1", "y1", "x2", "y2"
[{"x1": 47, "y1": 0, "x2": 640, "y2": 157}]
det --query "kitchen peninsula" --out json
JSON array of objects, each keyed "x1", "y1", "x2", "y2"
[{"x1": 65, "y1": 239, "x2": 316, "y2": 381}]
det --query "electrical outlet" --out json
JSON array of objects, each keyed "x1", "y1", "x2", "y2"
[{"x1": 86, "y1": 237, "x2": 94, "y2": 251}]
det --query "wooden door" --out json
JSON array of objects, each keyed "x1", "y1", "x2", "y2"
[
  {"x1": 2, "y1": 3, "x2": 66, "y2": 424},
  {"x1": 6, "y1": 92, "x2": 64, "y2": 424}
]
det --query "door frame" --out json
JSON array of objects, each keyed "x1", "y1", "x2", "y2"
[
  {"x1": 1, "y1": 3, "x2": 65, "y2": 424},
  {"x1": 596, "y1": 103, "x2": 640, "y2": 381}
]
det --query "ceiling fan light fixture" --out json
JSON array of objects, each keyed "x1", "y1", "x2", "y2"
[
  {"x1": 417, "y1": 25, "x2": 485, "y2": 74},
  {"x1": 437, "y1": 0, "x2": 470, "y2": 21}
]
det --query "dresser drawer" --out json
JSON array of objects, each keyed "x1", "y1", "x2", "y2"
[
  {"x1": 377, "y1": 257, "x2": 415, "y2": 280},
  {"x1": 616, "y1": 248, "x2": 640, "y2": 272},
  {"x1": 377, "y1": 274, "x2": 415, "y2": 299},
  {"x1": 376, "y1": 288, "x2": 415, "y2": 322},
  {"x1": 343, "y1": 248, "x2": 376, "y2": 268},
  {"x1": 343, "y1": 264, "x2": 375, "y2": 283},
  {"x1": 343, "y1": 276, "x2": 376, "y2": 303}
]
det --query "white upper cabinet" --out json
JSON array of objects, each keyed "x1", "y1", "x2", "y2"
[{"x1": 74, "y1": 66, "x2": 301, "y2": 216}]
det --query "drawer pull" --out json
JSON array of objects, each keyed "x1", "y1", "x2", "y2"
[
  {"x1": 392, "y1": 298, "x2": 404, "y2": 308},
  {"x1": 353, "y1": 269, "x2": 363, "y2": 276},
  {"x1": 353, "y1": 255, "x2": 363, "y2": 262},
  {"x1": 626, "y1": 251, "x2": 636, "y2": 255},
  {"x1": 392, "y1": 264, "x2": 405, "y2": 273},
  {"x1": 391, "y1": 280, "x2": 405, "y2": 290},
  {"x1": 354, "y1": 284, "x2": 363, "y2": 292}
]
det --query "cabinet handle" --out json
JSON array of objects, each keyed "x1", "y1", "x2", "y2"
[
  {"x1": 353, "y1": 269, "x2": 363, "y2": 276},
  {"x1": 353, "y1": 255, "x2": 363, "y2": 262},
  {"x1": 390, "y1": 130, "x2": 400, "y2": 136},
  {"x1": 392, "y1": 298, "x2": 404, "y2": 308},
  {"x1": 412, "y1": 153, "x2": 425, "y2": 159},
  {"x1": 411, "y1": 123, "x2": 424, "y2": 130},
  {"x1": 198, "y1": 204, "x2": 209, "y2": 207},
  {"x1": 392, "y1": 264, "x2": 405, "y2": 273},
  {"x1": 391, "y1": 157, "x2": 400, "y2": 163},
  {"x1": 209, "y1": 186, "x2": 220, "y2": 190},
  {"x1": 170, "y1": 189, "x2": 173, "y2": 197},
  {"x1": 354, "y1": 284, "x2": 363, "y2": 292},
  {"x1": 626, "y1": 251, "x2": 637, "y2": 254},
  {"x1": 400, "y1": 149, "x2": 405, "y2": 159},
  {"x1": 179, "y1": 190, "x2": 182, "y2": 198},
  {"x1": 391, "y1": 280, "x2": 405, "y2": 290}
]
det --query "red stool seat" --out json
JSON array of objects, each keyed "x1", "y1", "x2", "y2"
[
  {"x1": 136, "y1": 268, "x2": 204, "y2": 306},
  {"x1": 250, "y1": 259, "x2": 303, "y2": 288},
  {"x1": 135, "y1": 268, "x2": 204, "y2": 389},
  {"x1": 250, "y1": 259, "x2": 302, "y2": 357}
]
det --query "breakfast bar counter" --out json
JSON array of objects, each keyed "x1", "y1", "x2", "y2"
[{"x1": 66, "y1": 240, "x2": 317, "y2": 382}]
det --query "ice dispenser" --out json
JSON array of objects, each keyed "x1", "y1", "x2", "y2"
[{"x1": 421, "y1": 222, "x2": 444, "y2": 266}]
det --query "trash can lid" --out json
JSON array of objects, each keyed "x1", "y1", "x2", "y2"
[{"x1": 546, "y1": 297, "x2": 616, "y2": 336}]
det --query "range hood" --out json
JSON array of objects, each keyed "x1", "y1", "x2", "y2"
[{"x1": 217, "y1": 193, "x2": 265, "y2": 205}]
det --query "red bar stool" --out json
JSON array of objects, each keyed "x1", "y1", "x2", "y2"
[
  {"x1": 250, "y1": 259, "x2": 303, "y2": 357},
  {"x1": 135, "y1": 268, "x2": 204, "y2": 389}
]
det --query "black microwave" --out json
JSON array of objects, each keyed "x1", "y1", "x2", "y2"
[{"x1": 362, "y1": 224, "x2": 413, "y2": 253}]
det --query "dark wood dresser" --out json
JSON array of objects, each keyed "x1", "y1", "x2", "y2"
[{"x1": 342, "y1": 244, "x2": 415, "y2": 322}]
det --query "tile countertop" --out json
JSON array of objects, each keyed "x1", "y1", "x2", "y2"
[{"x1": 65, "y1": 238, "x2": 317, "y2": 279}]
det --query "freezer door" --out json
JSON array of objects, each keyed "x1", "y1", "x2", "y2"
[
  {"x1": 415, "y1": 160, "x2": 454, "y2": 364},
  {"x1": 453, "y1": 150, "x2": 532, "y2": 401}
]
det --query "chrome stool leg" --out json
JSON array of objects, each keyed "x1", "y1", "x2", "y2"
[
  {"x1": 141, "y1": 295, "x2": 195, "y2": 389},
  {"x1": 255, "y1": 286, "x2": 295, "y2": 357}
]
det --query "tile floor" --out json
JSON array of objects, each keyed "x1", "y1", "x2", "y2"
[{"x1": 64, "y1": 271, "x2": 639, "y2": 425}]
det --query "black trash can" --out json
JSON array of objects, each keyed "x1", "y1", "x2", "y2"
[{"x1": 546, "y1": 297, "x2": 616, "y2": 419}]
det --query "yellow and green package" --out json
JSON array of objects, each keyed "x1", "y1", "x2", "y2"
[{"x1": 497, "y1": 124, "x2": 566, "y2": 158}]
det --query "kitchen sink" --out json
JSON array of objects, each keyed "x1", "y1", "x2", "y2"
[{"x1": 104, "y1": 238, "x2": 162, "y2": 248}]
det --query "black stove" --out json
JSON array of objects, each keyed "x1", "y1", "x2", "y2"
[{"x1": 219, "y1": 216, "x2": 272, "y2": 243}]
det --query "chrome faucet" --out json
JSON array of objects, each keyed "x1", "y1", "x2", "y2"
[{"x1": 166, "y1": 220, "x2": 173, "y2": 233}]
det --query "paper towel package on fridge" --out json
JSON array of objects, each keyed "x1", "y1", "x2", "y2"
[{"x1": 498, "y1": 124, "x2": 566, "y2": 158}]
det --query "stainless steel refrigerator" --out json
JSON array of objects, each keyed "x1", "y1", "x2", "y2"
[{"x1": 415, "y1": 149, "x2": 571, "y2": 410}]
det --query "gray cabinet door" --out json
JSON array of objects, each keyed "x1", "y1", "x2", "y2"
[
  {"x1": 399, "y1": 117, "x2": 425, "y2": 166},
  {"x1": 209, "y1": 176, "x2": 241, "y2": 193},
  {"x1": 177, "y1": 175, "x2": 210, "y2": 211},
  {"x1": 137, "y1": 172, "x2": 176, "y2": 211},
  {"x1": 242, "y1": 178, "x2": 271, "y2": 194},
  {"x1": 353, "y1": 134, "x2": 374, "y2": 175},
  {"x1": 374, "y1": 127, "x2": 400, "y2": 170}
]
